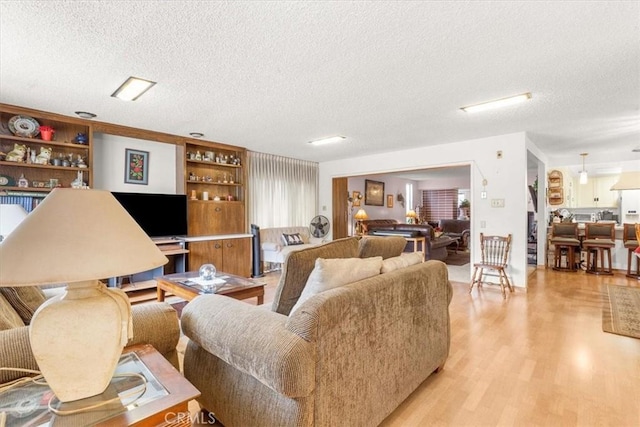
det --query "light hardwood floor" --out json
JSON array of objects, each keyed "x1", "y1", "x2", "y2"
[{"x1": 186, "y1": 266, "x2": 640, "y2": 426}]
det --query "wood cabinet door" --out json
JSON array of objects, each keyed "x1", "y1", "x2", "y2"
[
  {"x1": 576, "y1": 180, "x2": 595, "y2": 207},
  {"x1": 595, "y1": 175, "x2": 619, "y2": 207},
  {"x1": 187, "y1": 241, "x2": 223, "y2": 271},
  {"x1": 221, "y1": 238, "x2": 251, "y2": 277},
  {"x1": 188, "y1": 202, "x2": 246, "y2": 236}
]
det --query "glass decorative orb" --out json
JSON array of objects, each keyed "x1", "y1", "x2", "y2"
[{"x1": 199, "y1": 263, "x2": 217, "y2": 280}]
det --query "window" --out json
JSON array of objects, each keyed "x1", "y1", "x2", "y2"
[{"x1": 405, "y1": 183, "x2": 413, "y2": 214}]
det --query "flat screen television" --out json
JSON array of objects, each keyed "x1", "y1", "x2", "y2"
[{"x1": 111, "y1": 192, "x2": 188, "y2": 239}]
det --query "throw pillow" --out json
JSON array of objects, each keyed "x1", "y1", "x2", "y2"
[
  {"x1": 0, "y1": 286, "x2": 46, "y2": 325},
  {"x1": 0, "y1": 292, "x2": 25, "y2": 330},
  {"x1": 282, "y1": 233, "x2": 304, "y2": 246},
  {"x1": 290, "y1": 256, "x2": 383, "y2": 314},
  {"x1": 381, "y1": 252, "x2": 423, "y2": 273}
]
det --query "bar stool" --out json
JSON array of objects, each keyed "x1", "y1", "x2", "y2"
[
  {"x1": 623, "y1": 223, "x2": 639, "y2": 279},
  {"x1": 583, "y1": 222, "x2": 615, "y2": 275},
  {"x1": 550, "y1": 223, "x2": 581, "y2": 271}
]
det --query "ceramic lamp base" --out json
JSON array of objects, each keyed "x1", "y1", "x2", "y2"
[{"x1": 29, "y1": 280, "x2": 132, "y2": 402}]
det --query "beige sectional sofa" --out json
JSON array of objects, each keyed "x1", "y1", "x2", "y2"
[
  {"x1": 259, "y1": 226, "x2": 326, "y2": 264},
  {"x1": 181, "y1": 236, "x2": 453, "y2": 426}
]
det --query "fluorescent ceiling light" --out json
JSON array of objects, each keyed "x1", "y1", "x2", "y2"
[
  {"x1": 111, "y1": 77, "x2": 156, "y2": 101},
  {"x1": 308, "y1": 136, "x2": 346, "y2": 146},
  {"x1": 460, "y1": 92, "x2": 532, "y2": 113}
]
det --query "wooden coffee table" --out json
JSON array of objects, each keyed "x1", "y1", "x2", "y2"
[{"x1": 156, "y1": 271, "x2": 265, "y2": 305}]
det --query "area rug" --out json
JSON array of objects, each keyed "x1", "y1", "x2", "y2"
[
  {"x1": 445, "y1": 251, "x2": 470, "y2": 266},
  {"x1": 602, "y1": 285, "x2": 640, "y2": 339}
]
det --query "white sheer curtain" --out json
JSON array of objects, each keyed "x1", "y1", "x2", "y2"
[{"x1": 247, "y1": 151, "x2": 318, "y2": 228}]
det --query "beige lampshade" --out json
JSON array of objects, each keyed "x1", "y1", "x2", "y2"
[
  {"x1": 406, "y1": 210, "x2": 417, "y2": 218},
  {"x1": 610, "y1": 172, "x2": 640, "y2": 190},
  {"x1": 354, "y1": 208, "x2": 368, "y2": 220},
  {"x1": 0, "y1": 188, "x2": 168, "y2": 287}
]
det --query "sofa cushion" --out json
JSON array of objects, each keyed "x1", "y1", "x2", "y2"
[
  {"x1": 290, "y1": 256, "x2": 383, "y2": 314},
  {"x1": 282, "y1": 233, "x2": 304, "y2": 246},
  {"x1": 381, "y1": 252, "x2": 423, "y2": 273},
  {"x1": 0, "y1": 292, "x2": 25, "y2": 330},
  {"x1": 357, "y1": 236, "x2": 407, "y2": 259},
  {"x1": 0, "y1": 286, "x2": 46, "y2": 325},
  {"x1": 271, "y1": 237, "x2": 360, "y2": 315}
]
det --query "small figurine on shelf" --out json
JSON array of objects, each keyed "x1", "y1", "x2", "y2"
[
  {"x1": 223, "y1": 172, "x2": 228, "y2": 183},
  {"x1": 76, "y1": 155, "x2": 87, "y2": 168},
  {"x1": 75, "y1": 133, "x2": 88, "y2": 145},
  {"x1": 189, "y1": 172, "x2": 195, "y2": 181},
  {"x1": 34, "y1": 147, "x2": 52, "y2": 165},
  {"x1": 26, "y1": 147, "x2": 32, "y2": 164},
  {"x1": 18, "y1": 174, "x2": 29, "y2": 188},
  {"x1": 190, "y1": 190, "x2": 197, "y2": 200},
  {"x1": 195, "y1": 151, "x2": 202, "y2": 161},
  {"x1": 5, "y1": 143, "x2": 27, "y2": 162}
]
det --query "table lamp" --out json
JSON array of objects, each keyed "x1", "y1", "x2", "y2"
[
  {"x1": 406, "y1": 210, "x2": 417, "y2": 224},
  {"x1": 0, "y1": 204, "x2": 28, "y2": 242},
  {"x1": 0, "y1": 189, "x2": 168, "y2": 402},
  {"x1": 354, "y1": 208, "x2": 368, "y2": 235}
]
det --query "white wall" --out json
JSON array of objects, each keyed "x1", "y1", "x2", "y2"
[
  {"x1": 348, "y1": 174, "x2": 415, "y2": 217},
  {"x1": 417, "y1": 176, "x2": 470, "y2": 190},
  {"x1": 93, "y1": 134, "x2": 178, "y2": 193},
  {"x1": 320, "y1": 132, "x2": 532, "y2": 288}
]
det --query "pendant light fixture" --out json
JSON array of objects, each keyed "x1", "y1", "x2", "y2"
[{"x1": 579, "y1": 153, "x2": 588, "y2": 185}]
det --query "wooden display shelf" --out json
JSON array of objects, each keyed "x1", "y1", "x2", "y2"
[
  {"x1": 0, "y1": 160, "x2": 89, "y2": 172},
  {"x1": 0, "y1": 187, "x2": 51, "y2": 193},
  {"x1": 0, "y1": 134, "x2": 89, "y2": 148},
  {"x1": 122, "y1": 280, "x2": 160, "y2": 304},
  {"x1": 186, "y1": 180, "x2": 241, "y2": 186},
  {"x1": 186, "y1": 159, "x2": 241, "y2": 168}
]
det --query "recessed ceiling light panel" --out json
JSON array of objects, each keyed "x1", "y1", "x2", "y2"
[
  {"x1": 111, "y1": 76, "x2": 156, "y2": 101},
  {"x1": 460, "y1": 92, "x2": 532, "y2": 113},
  {"x1": 308, "y1": 136, "x2": 346, "y2": 146}
]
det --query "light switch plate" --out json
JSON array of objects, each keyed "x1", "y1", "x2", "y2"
[{"x1": 491, "y1": 198, "x2": 505, "y2": 208}]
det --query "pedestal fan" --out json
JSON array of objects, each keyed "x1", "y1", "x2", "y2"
[{"x1": 309, "y1": 215, "x2": 330, "y2": 238}]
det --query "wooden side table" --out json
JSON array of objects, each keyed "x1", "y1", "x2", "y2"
[{"x1": 0, "y1": 344, "x2": 200, "y2": 426}]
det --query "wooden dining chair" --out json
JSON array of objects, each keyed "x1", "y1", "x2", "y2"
[{"x1": 469, "y1": 233, "x2": 513, "y2": 298}]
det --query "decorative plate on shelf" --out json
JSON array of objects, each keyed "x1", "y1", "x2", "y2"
[
  {"x1": 0, "y1": 174, "x2": 16, "y2": 186},
  {"x1": 8, "y1": 115, "x2": 40, "y2": 138}
]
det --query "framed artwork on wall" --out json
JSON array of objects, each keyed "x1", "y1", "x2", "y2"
[
  {"x1": 365, "y1": 179, "x2": 384, "y2": 206},
  {"x1": 387, "y1": 194, "x2": 394, "y2": 208},
  {"x1": 124, "y1": 148, "x2": 149, "y2": 185}
]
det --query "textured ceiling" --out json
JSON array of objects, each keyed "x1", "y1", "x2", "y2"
[{"x1": 1, "y1": 1, "x2": 639, "y2": 168}]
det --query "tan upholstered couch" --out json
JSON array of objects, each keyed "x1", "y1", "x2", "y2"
[
  {"x1": 181, "y1": 236, "x2": 453, "y2": 427},
  {"x1": 259, "y1": 226, "x2": 327, "y2": 264},
  {"x1": 0, "y1": 287, "x2": 181, "y2": 385}
]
